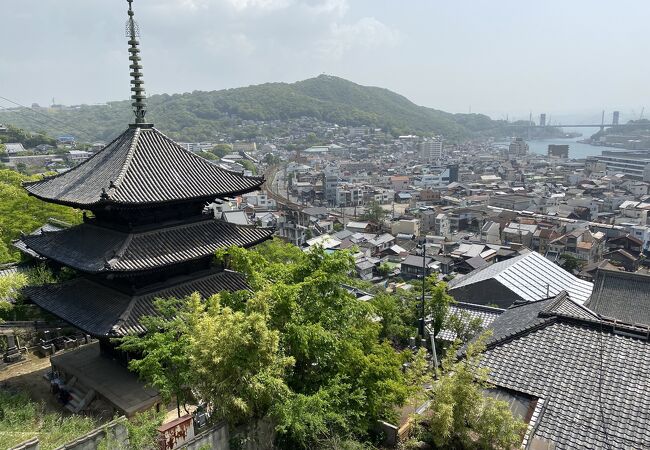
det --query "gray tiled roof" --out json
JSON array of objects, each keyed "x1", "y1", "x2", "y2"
[
  {"x1": 437, "y1": 302, "x2": 504, "y2": 342},
  {"x1": 402, "y1": 254, "x2": 432, "y2": 268},
  {"x1": 24, "y1": 270, "x2": 250, "y2": 337},
  {"x1": 586, "y1": 269, "x2": 650, "y2": 326},
  {"x1": 480, "y1": 293, "x2": 650, "y2": 449},
  {"x1": 21, "y1": 219, "x2": 273, "y2": 273},
  {"x1": 24, "y1": 127, "x2": 264, "y2": 208},
  {"x1": 12, "y1": 222, "x2": 64, "y2": 259},
  {"x1": 448, "y1": 251, "x2": 593, "y2": 304}
]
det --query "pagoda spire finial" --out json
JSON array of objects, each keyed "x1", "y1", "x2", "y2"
[{"x1": 126, "y1": 0, "x2": 148, "y2": 125}]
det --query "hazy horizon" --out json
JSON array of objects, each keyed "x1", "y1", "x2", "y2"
[{"x1": 2, "y1": 0, "x2": 649, "y2": 124}]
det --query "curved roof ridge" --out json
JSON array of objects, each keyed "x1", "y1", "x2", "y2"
[
  {"x1": 22, "y1": 128, "x2": 132, "y2": 190},
  {"x1": 108, "y1": 126, "x2": 142, "y2": 199}
]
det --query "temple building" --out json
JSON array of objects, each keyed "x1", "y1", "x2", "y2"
[{"x1": 16, "y1": 0, "x2": 273, "y2": 416}]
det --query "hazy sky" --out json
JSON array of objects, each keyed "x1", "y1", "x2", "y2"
[{"x1": 2, "y1": 0, "x2": 649, "y2": 123}]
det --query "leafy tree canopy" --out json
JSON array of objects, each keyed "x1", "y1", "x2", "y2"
[
  {"x1": 423, "y1": 333, "x2": 527, "y2": 449},
  {"x1": 0, "y1": 169, "x2": 82, "y2": 265},
  {"x1": 124, "y1": 239, "x2": 411, "y2": 448},
  {"x1": 560, "y1": 253, "x2": 582, "y2": 273},
  {"x1": 0, "y1": 125, "x2": 57, "y2": 148},
  {"x1": 360, "y1": 201, "x2": 388, "y2": 225}
]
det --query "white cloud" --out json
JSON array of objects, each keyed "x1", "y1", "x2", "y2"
[
  {"x1": 301, "y1": 0, "x2": 349, "y2": 17},
  {"x1": 320, "y1": 17, "x2": 400, "y2": 59},
  {"x1": 224, "y1": 0, "x2": 293, "y2": 12}
]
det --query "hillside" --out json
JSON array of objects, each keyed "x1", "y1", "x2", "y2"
[{"x1": 0, "y1": 75, "x2": 514, "y2": 142}]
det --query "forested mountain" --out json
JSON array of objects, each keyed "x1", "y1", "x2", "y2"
[{"x1": 0, "y1": 75, "x2": 515, "y2": 142}]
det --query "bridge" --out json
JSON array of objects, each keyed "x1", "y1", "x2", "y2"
[
  {"x1": 505, "y1": 110, "x2": 636, "y2": 130},
  {"x1": 507, "y1": 123, "x2": 635, "y2": 129}
]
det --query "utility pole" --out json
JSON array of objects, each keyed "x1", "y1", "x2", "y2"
[
  {"x1": 421, "y1": 239, "x2": 439, "y2": 376},
  {"x1": 420, "y1": 240, "x2": 427, "y2": 338},
  {"x1": 429, "y1": 328, "x2": 439, "y2": 376}
]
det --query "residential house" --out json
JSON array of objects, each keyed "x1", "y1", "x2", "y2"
[
  {"x1": 391, "y1": 219, "x2": 420, "y2": 237},
  {"x1": 400, "y1": 254, "x2": 436, "y2": 279},
  {"x1": 448, "y1": 251, "x2": 593, "y2": 308},
  {"x1": 479, "y1": 292, "x2": 650, "y2": 450},
  {"x1": 547, "y1": 229, "x2": 605, "y2": 264},
  {"x1": 480, "y1": 221, "x2": 501, "y2": 245}
]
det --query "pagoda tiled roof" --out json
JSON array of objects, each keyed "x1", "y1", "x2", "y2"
[
  {"x1": 24, "y1": 126, "x2": 264, "y2": 208},
  {"x1": 21, "y1": 218, "x2": 274, "y2": 273},
  {"x1": 24, "y1": 270, "x2": 250, "y2": 337}
]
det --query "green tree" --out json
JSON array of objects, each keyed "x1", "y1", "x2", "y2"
[
  {"x1": 187, "y1": 292, "x2": 293, "y2": 425},
  {"x1": 0, "y1": 169, "x2": 81, "y2": 265},
  {"x1": 424, "y1": 333, "x2": 527, "y2": 449},
  {"x1": 211, "y1": 143, "x2": 232, "y2": 158},
  {"x1": 218, "y1": 240, "x2": 410, "y2": 447},
  {"x1": 263, "y1": 153, "x2": 280, "y2": 165},
  {"x1": 445, "y1": 311, "x2": 483, "y2": 344},
  {"x1": 425, "y1": 276, "x2": 455, "y2": 338},
  {"x1": 377, "y1": 263, "x2": 391, "y2": 278},
  {"x1": 119, "y1": 297, "x2": 193, "y2": 418},
  {"x1": 241, "y1": 159, "x2": 257, "y2": 174},
  {"x1": 198, "y1": 150, "x2": 218, "y2": 161},
  {"x1": 360, "y1": 201, "x2": 387, "y2": 225},
  {"x1": 560, "y1": 253, "x2": 582, "y2": 273},
  {"x1": 370, "y1": 292, "x2": 415, "y2": 345}
]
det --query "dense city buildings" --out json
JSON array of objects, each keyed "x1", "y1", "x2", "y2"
[{"x1": 3, "y1": 2, "x2": 650, "y2": 449}]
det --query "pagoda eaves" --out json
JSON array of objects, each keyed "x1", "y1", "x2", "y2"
[
  {"x1": 22, "y1": 219, "x2": 274, "y2": 274},
  {"x1": 25, "y1": 269, "x2": 250, "y2": 337},
  {"x1": 24, "y1": 127, "x2": 264, "y2": 209}
]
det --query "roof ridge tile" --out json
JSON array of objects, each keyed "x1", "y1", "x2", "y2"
[{"x1": 108, "y1": 126, "x2": 141, "y2": 199}]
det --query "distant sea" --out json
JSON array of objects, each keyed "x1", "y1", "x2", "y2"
[{"x1": 498, "y1": 127, "x2": 623, "y2": 159}]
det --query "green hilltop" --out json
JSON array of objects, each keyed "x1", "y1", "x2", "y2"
[{"x1": 0, "y1": 75, "x2": 517, "y2": 142}]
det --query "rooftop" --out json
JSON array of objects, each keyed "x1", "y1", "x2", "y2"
[
  {"x1": 20, "y1": 218, "x2": 273, "y2": 274},
  {"x1": 448, "y1": 251, "x2": 593, "y2": 304},
  {"x1": 24, "y1": 127, "x2": 264, "y2": 209},
  {"x1": 480, "y1": 292, "x2": 650, "y2": 449},
  {"x1": 585, "y1": 269, "x2": 650, "y2": 326},
  {"x1": 25, "y1": 270, "x2": 250, "y2": 337}
]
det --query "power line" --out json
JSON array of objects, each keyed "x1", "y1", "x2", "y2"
[
  {"x1": 0, "y1": 104, "x2": 64, "y2": 133},
  {"x1": 0, "y1": 95, "x2": 97, "y2": 141}
]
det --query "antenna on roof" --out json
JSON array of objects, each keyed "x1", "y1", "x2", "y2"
[{"x1": 126, "y1": 0, "x2": 148, "y2": 126}]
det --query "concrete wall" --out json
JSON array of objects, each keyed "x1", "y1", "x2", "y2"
[
  {"x1": 10, "y1": 417, "x2": 274, "y2": 450},
  {"x1": 10, "y1": 417, "x2": 129, "y2": 450},
  {"x1": 9, "y1": 438, "x2": 39, "y2": 450},
  {"x1": 56, "y1": 417, "x2": 129, "y2": 450},
  {"x1": 231, "y1": 419, "x2": 276, "y2": 450},
  {"x1": 180, "y1": 421, "x2": 229, "y2": 450},
  {"x1": 376, "y1": 420, "x2": 398, "y2": 447}
]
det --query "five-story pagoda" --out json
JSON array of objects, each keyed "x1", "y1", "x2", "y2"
[{"x1": 21, "y1": 1, "x2": 272, "y2": 364}]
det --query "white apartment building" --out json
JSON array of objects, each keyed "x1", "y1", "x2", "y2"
[
  {"x1": 420, "y1": 138, "x2": 443, "y2": 162},
  {"x1": 507, "y1": 138, "x2": 529, "y2": 159},
  {"x1": 595, "y1": 151, "x2": 650, "y2": 181},
  {"x1": 242, "y1": 192, "x2": 277, "y2": 209}
]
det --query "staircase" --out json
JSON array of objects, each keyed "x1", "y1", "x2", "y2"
[{"x1": 63, "y1": 376, "x2": 96, "y2": 413}]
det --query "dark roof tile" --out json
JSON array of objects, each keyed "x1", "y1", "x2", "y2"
[
  {"x1": 24, "y1": 127, "x2": 264, "y2": 208},
  {"x1": 480, "y1": 293, "x2": 650, "y2": 449},
  {"x1": 24, "y1": 270, "x2": 250, "y2": 337},
  {"x1": 22, "y1": 219, "x2": 273, "y2": 273},
  {"x1": 586, "y1": 269, "x2": 650, "y2": 326}
]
